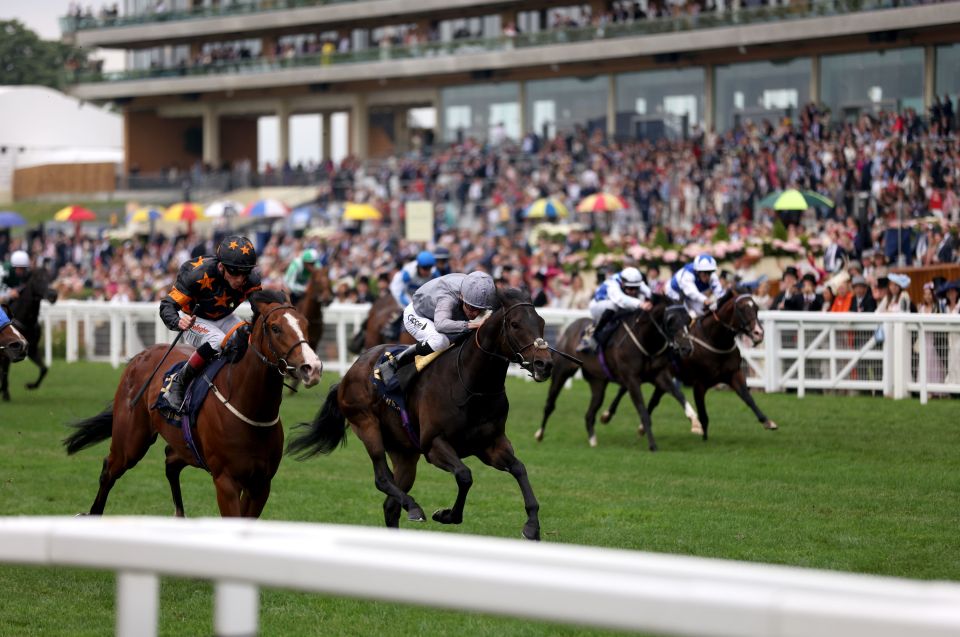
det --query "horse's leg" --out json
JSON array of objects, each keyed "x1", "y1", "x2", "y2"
[
  {"x1": 583, "y1": 376, "x2": 608, "y2": 448},
  {"x1": 657, "y1": 370, "x2": 702, "y2": 435},
  {"x1": 729, "y1": 370, "x2": 778, "y2": 430},
  {"x1": 600, "y1": 385, "x2": 627, "y2": 424},
  {"x1": 693, "y1": 384, "x2": 710, "y2": 441},
  {"x1": 239, "y1": 480, "x2": 271, "y2": 519},
  {"x1": 477, "y1": 436, "x2": 540, "y2": 541},
  {"x1": 624, "y1": 379, "x2": 657, "y2": 451},
  {"x1": 213, "y1": 473, "x2": 243, "y2": 517},
  {"x1": 354, "y1": 418, "x2": 426, "y2": 522},
  {"x1": 384, "y1": 450, "x2": 419, "y2": 528},
  {"x1": 534, "y1": 360, "x2": 576, "y2": 442},
  {"x1": 0, "y1": 356, "x2": 9, "y2": 401},
  {"x1": 89, "y1": 413, "x2": 157, "y2": 515},
  {"x1": 164, "y1": 445, "x2": 188, "y2": 517},
  {"x1": 24, "y1": 332, "x2": 47, "y2": 390},
  {"x1": 426, "y1": 436, "x2": 472, "y2": 525}
]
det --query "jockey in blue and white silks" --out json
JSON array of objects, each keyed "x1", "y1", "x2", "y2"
[
  {"x1": 578, "y1": 267, "x2": 652, "y2": 352},
  {"x1": 666, "y1": 254, "x2": 724, "y2": 318},
  {"x1": 389, "y1": 250, "x2": 438, "y2": 308}
]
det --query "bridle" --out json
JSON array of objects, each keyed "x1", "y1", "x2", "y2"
[
  {"x1": 711, "y1": 294, "x2": 759, "y2": 339},
  {"x1": 249, "y1": 304, "x2": 311, "y2": 377}
]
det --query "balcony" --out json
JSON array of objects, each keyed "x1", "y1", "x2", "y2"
[{"x1": 67, "y1": 0, "x2": 960, "y2": 100}]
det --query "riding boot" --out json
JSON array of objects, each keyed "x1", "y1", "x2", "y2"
[
  {"x1": 164, "y1": 359, "x2": 203, "y2": 413},
  {"x1": 576, "y1": 324, "x2": 598, "y2": 353},
  {"x1": 593, "y1": 310, "x2": 618, "y2": 350},
  {"x1": 377, "y1": 343, "x2": 421, "y2": 388}
]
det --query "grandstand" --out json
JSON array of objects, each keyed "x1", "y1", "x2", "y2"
[{"x1": 61, "y1": 0, "x2": 960, "y2": 176}]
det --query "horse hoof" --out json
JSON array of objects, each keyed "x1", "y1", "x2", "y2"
[
  {"x1": 637, "y1": 425, "x2": 645, "y2": 436},
  {"x1": 600, "y1": 411, "x2": 611, "y2": 424},
  {"x1": 534, "y1": 428, "x2": 544, "y2": 442},
  {"x1": 408, "y1": 509, "x2": 426, "y2": 522},
  {"x1": 588, "y1": 435, "x2": 598, "y2": 448},
  {"x1": 1, "y1": 393, "x2": 9, "y2": 402},
  {"x1": 432, "y1": 508, "x2": 462, "y2": 525},
  {"x1": 691, "y1": 420, "x2": 704, "y2": 436},
  {"x1": 25, "y1": 383, "x2": 38, "y2": 390},
  {"x1": 522, "y1": 528, "x2": 541, "y2": 541},
  {"x1": 764, "y1": 420, "x2": 779, "y2": 430}
]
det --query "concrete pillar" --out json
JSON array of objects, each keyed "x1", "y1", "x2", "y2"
[
  {"x1": 518, "y1": 80, "x2": 528, "y2": 137},
  {"x1": 350, "y1": 94, "x2": 369, "y2": 159},
  {"x1": 924, "y1": 45, "x2": 936, "y2": 109},
  {"x1": 202, "y1": 102, "x2": 220, "y2": 168},
  {"x1": 810, "y1": 55, "x2": 820, "y2": 106},
  {"x1": 704, "y1": 64, "x2": 715, "y2": 133},
  {"x1": 322, "y1": 113, "x2": 332, "y2": 160},
  {"x1": 394, "y1": 108, "x2": 409, "y2": 154},
  {"x1": 606, "y1": 74, "x2": 616, "y2": 138},
  {"x1": 276, "y1": 100, "x2": 290, "y2": 167},
  {"x1": 262, "y1": 35, "x2": 276, "y2": 60}
]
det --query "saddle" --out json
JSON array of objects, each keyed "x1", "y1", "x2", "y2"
[{"x1": 370, "y1": 346, "x2": 442, "y2": 449}]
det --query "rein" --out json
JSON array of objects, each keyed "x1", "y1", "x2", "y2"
[
  {"x1": 691, "y1": 295, "x2": 756, "y2": 354},
  {"x1": 621, "y1": 316, "x2": 667, "y2": 357}
]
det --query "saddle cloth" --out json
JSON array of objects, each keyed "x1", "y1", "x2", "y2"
[{"x1": 153, "y1": 357, "x2": 229, "y2": 428}]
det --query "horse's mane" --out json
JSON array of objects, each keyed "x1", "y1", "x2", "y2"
[
  {"x1": 717, "y1": 288, "x2": 740, "y2": 309},
  {"x1": 249, "y1": 290, "x2": 290, "y2": 324},
  {"x1": 496, "y1": 287, "x2": 532, "y2": 310}
]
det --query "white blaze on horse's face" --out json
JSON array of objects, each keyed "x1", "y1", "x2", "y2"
[
  {"x1": 283, "y1": 312, "x2": 323, "y2": 387},
  {"x1": 743, "y1": 299, "x2": 764, "y2": 344}
]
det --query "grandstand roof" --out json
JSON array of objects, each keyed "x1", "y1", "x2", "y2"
[{"x1": 0, "y1": 85, "x2": 122, "y2": 169}]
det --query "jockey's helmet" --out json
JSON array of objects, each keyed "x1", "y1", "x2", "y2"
[
  {"x1": 302, "y1": 248, "x2": 318, "y2": 264},
  {"x1": 433, "y1": 246, "x2": 451, "y2": 261},
  {"x1": 10, "y1": 250, "x2": 30, "y2": 268},
  {"x1": 619, "y1": 266, "x2": 644, "y2": 288},
  {"x1": 217, "y1": 235, "x2": 257, "y2": 272},
  {"x1": 461, "y1": 272, "x2": 496, "y2": 310},
  {"x1": 416, "y1": 250, "x2": 436, "y2": 268},
  {"x1": 694, "y1": 254, "x2": 717, "y2": 272}
]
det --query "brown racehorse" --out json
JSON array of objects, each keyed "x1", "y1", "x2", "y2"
[
  {"x1": 536, "y1": 300, "x2": 697, "y2": 451},
  {"x1": 602, "y1": 291, "x2": 777, "y2": 440},
  {"x1": 63, "y1": 291, "x2": 323, "y2": 517},
  {"x1": 288, "y1": 288, "x2": 554, "y2": 540},
  {"x1": 351, "y1": 295, "x2": 415, "y2": 354},
  {"x1": 0, "y1": 310, "x2": 27, "y2": 365},
  {"x1": 295, "y1": 266, "x2": 334, "y2": 351}
]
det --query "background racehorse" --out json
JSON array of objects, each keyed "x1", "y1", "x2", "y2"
[
  {"x1": 536, "y1": 301, "x2": 696, "y2": 451},
  {"x1": 63, "y1": 291, "x2": 323, "y2": 517},
  {"x1": 288, "y1": 288, "x2": 553, "y2": 540},
  {"x1": 350, "y1": 294, "x2": 415, "y2": 354},
  {"x1": 602, "y1": 291, "x2": 776, "y2": 440},
  {"x1": 0, "y1": 310, "x2": 28, "y2": 370},
  {"x1": 295, "y1": 265, "x2": 333, "y2": 350}
]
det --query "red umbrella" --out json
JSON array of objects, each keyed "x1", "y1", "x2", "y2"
[{"x1": 53, "y1": 205, "x2": 97, "y2": 222}]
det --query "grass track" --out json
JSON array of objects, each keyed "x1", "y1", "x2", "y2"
[{"x1": 0, "y1": 360, "x2": 958, "y2": 635}]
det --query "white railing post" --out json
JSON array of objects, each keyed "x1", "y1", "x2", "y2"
[
  {"x1": 110, "y1": 313, "x2": 122, "y2": 369},
  {"x1": 83, "y1": 309, "x2": 95, "y2": 361},
  {"x1": 892, "y1": 319, "x2": 909, "y2": 399},
  {"x1": 116, "y1": 571, "x2": 159, "y2": 637},
  {"x1": 336, "y1": 312, "x2": 348, "y2": 375},
  {"x1": 918, "y1": 323, "x2": 927, "y2": 405},
  {"x1": 797, "y1": 320, "x2": 806, "y2": 399},
  {"x1": 764, "y1": 316, "x2": 778, "y2": 393},
  {"x1": 214, "y1": 580, "x2": 259, "y2": 637},
  {"x1": 65, "y1": 306, "x2": 78, "y2": 363},
  {"x1": 43, "y1": 311, "x2": 53, "y2": 368}
]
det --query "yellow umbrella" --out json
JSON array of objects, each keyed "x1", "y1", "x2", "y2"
[
  {"x1": 576, "y1": 193, "x2": 626, "y2": 213},
  {"x1": 523, "y1": 197, "x2": 569, "y2": 220},
  {"x1": 128, "y1": 206, "x2": 166, "y2": 223},
  {"x1": 343, "y1": 202, "x2": 382, "y2": 221},
  {"x1": 163, "y1": 202, "x2": 206, "y2": 222}
]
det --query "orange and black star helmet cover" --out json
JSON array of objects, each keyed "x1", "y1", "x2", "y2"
[{"x1": 217, "y1": 235, "x2": 257, "y2": 271}]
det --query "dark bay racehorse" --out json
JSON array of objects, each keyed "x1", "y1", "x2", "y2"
[
  {"x1": 0, "y1": 308, "x2": 28, "y2": 368},
  {"x1": 536, "y1": 301, "x2": 696, "y2": 451},
  {"x1": 602, "y1": 292, "x2": 777, "y2": 440},
  {"x1": 295, "y1": 266, "x2": 333, "y2": 351},
  {"x1": 350, "y1": 294, "x2": 415, "y2": 354},
  {"x1": 288, "y1": 289, "x2": 554, "y2": 540},
  {"x1": 63, "y1": 291, "x2": 323, "y2": 517}
]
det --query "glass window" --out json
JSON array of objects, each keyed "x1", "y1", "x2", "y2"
[
  {"x1": 526, "y1": 76, "x2": 608, "y2": 139},
  {"x1": 935, "y1": 44, "x2": 960, "y2": 101},
  {"x1": 821, "y1": 48, "x2": 923, "y2": 122},
  {"x1": 616, "y1": 68, "x2": 704, "y2": 140},
  {"x1": 440, "y1": 83, "x2": 520, "y2": 143},
  {"x1": 715, "y1": 58, "x2": 810, "y2": 132}
]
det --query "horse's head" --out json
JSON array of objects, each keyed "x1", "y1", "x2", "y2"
[
  {"x1": 659, "y1": 303, "x2": 695, "y2": 357},
  {"x1": 309, "y1": 266, "x2": 334, "y2": 306},
  {"x1": 0, "y1": 309, "x2": 27, "y2": 362},
  {"x1": 716, "y1": 291, "x2": 764, "y2": 345},
  {"x1": 488, "y1": 288, "x2": 553, "y2": 382},
  {"x1": 249, "y1": 290, "x2": 323, "y2": 387}
]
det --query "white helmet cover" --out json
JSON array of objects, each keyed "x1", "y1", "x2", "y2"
[
  {"x1": 619, "y1": 266, "x2": 643, "y2": 288},
  {"x1": 10, "y1": 250, "x2": 30, "y2": 268},
  {"x1": 694, "y1": 254, "x2": 717, "y2": 272}
]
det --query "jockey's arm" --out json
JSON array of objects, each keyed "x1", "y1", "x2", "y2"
[
  {"x1": 433, "y1": 295, "x2": 470, "y2": 334},
  {"x1": 160, "y1": 268, "x2": 194, "y2": 331},
  {"x1": 680, "y1": 271, "x2": 708, "y2": 304},
  {"x1": 710, "y1": 274, "x2": 725, "y2": 298},
  {"x1": 607, "y1": 281, "x2": 644, "y2": 311},
  {"x1": 284, "y1": 259, "x2": 306, "y2": 295},
  {"x1": 389, "y1": 268, "x2": 410, "y2": 306}
]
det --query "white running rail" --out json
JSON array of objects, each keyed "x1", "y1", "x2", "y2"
[
  {"x1": 37, "y1": 301, "x2": 960, "y2": 403},
  {"x1": 0, "y1": 516, "x2": 958, "y2": 637}
]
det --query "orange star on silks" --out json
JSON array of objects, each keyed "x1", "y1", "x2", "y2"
[
  {"x1": 190, "y1": 256, "x2": 205, "y2": 269},
  {"x1": 228, "y1": 241, "x2": 239, "y2": 250},
  {"x1": 214, "y1": 290, "x2": 231, "y2": 307},
  {"x1": 207, "y1": 311, "x2": 224, "y2": 319},
  {"x1": 240, "y1": 244, "x2": 252, "y2": 255},
  {"x1": 197, "y1": 273, "x2": 215, "y2": 291}
]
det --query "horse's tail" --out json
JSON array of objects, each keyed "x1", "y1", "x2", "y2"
[
  {"x1": 286, "y1": 383, "x2": 347, "y2": 459},
  {"x1": 63, "y1": 403, "x2": 114, "y2": 455}
]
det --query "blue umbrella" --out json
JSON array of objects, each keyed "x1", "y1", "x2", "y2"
[{"x1": 0, "y1": 211, "x2": 27, "y2": 228}]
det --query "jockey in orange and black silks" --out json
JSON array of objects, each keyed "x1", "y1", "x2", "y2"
[{"x1": 158, "y1": 235, "x2": 262, "y2": 411}]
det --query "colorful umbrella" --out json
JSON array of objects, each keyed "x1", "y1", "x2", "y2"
[
  {"x1": 204, "y1": 200, "x2": 243, "y2": 218},
  {"x1": 576, "y1": 193, "x2": 626, "y2": 213},
  {"x1": 0, "y1": 211, "x2": 27, "y2": 228},
  {"x1": 53, "y1": 205, "x2": 97, "y2": 222},
  {"x1": 758, "y1": 189, "x2": 834, "y2": 212},
  {"x1": 163, "y1": 202, "x2": 206, "y2": 222},
  {"x1": 343, "y1": 202, "x2": 382, "y2": 221},
  {"x1": 523, "y1": 197, "x2": 569, "y2": 220},
  {"x1": 244, "y1": 199, "x2": 290, "y2": 218},
  {"x1": 127, "y1": 206, "x2": 165, "y2": 224}
]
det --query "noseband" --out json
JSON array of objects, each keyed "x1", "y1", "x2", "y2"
[
  {"x1": 712, "y1": 295, "x2": 758, "y2": 338},
  {"x1": 472, "y1": 302, "x2": 553, "y2": 371},
  {"x1": 250, "y1": 305, "x2": 311, "y2": 376}
]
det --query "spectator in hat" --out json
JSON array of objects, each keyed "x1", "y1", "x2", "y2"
[
  {"x1": 820, "y1": 284, "x2": 835, "y2": 312},
  {"x1": 917, "y1": 285, "x2": 946, "y2": 389},
  {"x1": 877, "y1": 273, "x2": 912, "y2": 313},
  {"x1": 846, "y1": 260, "x2": 863, "y2": 280},
  {"x1": 938, "y1": 280, "x2": 960, "y2": 384},
  {"x1": 799, "y1": 273, "x2": 823, "y2": 311},
  {"x1": 850, "y1": 276, "x2": 877, "y2": 313},
  {"x1": 772, "y1": 266, "x2": 803, "y2": 311}
]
